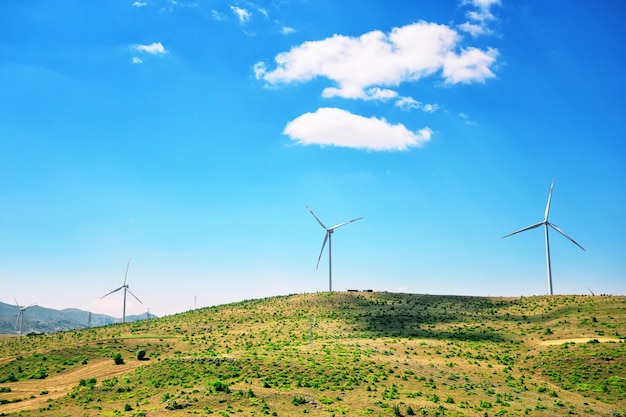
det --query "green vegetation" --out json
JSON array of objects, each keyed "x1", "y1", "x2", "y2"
[{"x1": 0, "y1": 292, "x2": 625, "y2": 416}]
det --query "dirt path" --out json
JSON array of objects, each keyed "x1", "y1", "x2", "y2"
[
  {"x1": 538, "y1": 336, "x2": 621, "y2": 346},
  {"x1": 0, "y1": 358, "x2": 144, "y2": 414}
]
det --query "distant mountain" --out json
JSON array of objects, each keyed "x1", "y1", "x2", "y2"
[{"x1": 0, "y1": 301, "x2": 155, "y2": 335}]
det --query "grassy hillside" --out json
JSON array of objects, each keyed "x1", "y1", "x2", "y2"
[{"x1": 0, "y1": 292, "x2": 624, "y2": 416}]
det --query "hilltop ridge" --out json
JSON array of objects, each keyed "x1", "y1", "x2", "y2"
[{"x1": 1, "y1": 292, "x2": 624, "y2": 416}]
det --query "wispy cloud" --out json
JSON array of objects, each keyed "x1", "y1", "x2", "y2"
[
  {"x1": 255, "y1": 21, "x2": 497, "y2": 100},
  {"x1": 132, "y1": 56, "x2": 143, "y2": 64},
  {"x1": 281, "y1": 26, "x2": 295, "y2": 35},
  {"x1": 458, "y1": 0, "x2": 501, "y2": 37},
  {"x1": 395, "y1": 97, "x2": 440, "y2": 113},
  {"x1": 131, "y1": 42, "x2": 168, "y2": 54},
  {"x1": 231, "y1": 6, "x2": 251, "y2": 24},
  {"x1": 132, "y1": 1, "x2": 147, "y2": 7},
  {"x1": 283, "y1": 107, "x2": 433, "y2": 151}
]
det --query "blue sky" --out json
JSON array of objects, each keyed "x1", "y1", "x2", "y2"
[{"x1": 1, "y1": 0, "x2": 624, "y2": 319}]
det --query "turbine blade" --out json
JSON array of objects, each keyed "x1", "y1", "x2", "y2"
[
  {"x1": 306, "y1": 205, "x2": 328, "y2": 230},
  {"x1": 101, "y1": 286, "x2": 124, "y2": 299},
  {"x1": 126, "y1": 288, "x2": 143, "y2": 304},
  {"x1": 123, "y1": 257, "x2": 132, "y2": 285},
  {"x1": 501, "y1": 221, "x2": 544, "y2": 238},
  {"x1": 316, "y1": 232, "x2": 329, "y2": 270},
  {"x1": 14, "y1": 298, "x2": 20, "y2": 308},
  {"x1": 544, "y1": 180, "x2": 554, "y2": 221},
  {"x1": 329, "y1": 216, "x2": 364, "y2": 230},
  {"x1": 548, "y1": 223, "x2": 585, "y2": 251}
]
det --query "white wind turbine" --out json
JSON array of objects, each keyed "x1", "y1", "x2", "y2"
[
  {"x1": 307, "y1": 205, "x2": 363, "y2": 292},
  {"x1": 101, "y1": 257, "x2": 143, "y2": 323},
  {"x1": 502, "y1": 180, "x2": 585, "y2": 295},
  {"x1": 14, "y1": 298, "x2": 35, "y2": 337}
]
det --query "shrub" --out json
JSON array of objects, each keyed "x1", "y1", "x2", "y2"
[
  {"x1": 291, "y1": 395, "x2": 306, "y2": 405},
  {"x1": 113, "y1": 353, "x2": 124, "y2": 365},
  {"x1": 136, "y1": 350, "x2": 147, "y2": 360},
  {"x1": 212, "y1": 381, "x2": 230, "y2": 393}
]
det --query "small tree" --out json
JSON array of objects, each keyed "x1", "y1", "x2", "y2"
[
  {"x1": 113, "y1": 353, "x2": 124, "y2": 365},
  {"x1": 136, "y1": 349, "x2": 147, "y2": 361}
]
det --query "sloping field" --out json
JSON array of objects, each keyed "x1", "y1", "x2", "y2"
[{"x1": 0, "y1": 292, "x2": 624, "y2": 416}]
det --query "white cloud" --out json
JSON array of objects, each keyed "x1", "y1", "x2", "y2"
[
  {"x1": 132, "y1": 56, "x2": 143, "y2": 64},
  {"x1": 442, "y1": 47, "x2": 498, "y2": 83},
  {"x1": 132, "y1": 1, "x2": 147, "y2": 7},
  {"x1": 365, "y1": 87, "x2": 398, "y2": 101},
  {"x1": 131, "y1": 42, "x2": 167, "y2": 54},
  {"x1": 283, "y1": 107, "x2": 433, "y2": 151},
  {"x1": 394, "y1": 96, "x2": 440, "y2": 113},
  {"x1": 458, "y1": 0, "x2": 500, "y2": 37},
  {"x1": 256, "y1": 21, "x2": 497, "y2": 100},
  {"x1": 231, "y1": 6, "x2": 251, "y2": 24},
  {"x1": 281, "y1": 26, "x2": 295, "y2": 35}
]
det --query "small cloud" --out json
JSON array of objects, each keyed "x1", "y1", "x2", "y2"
[
  {"x1": 458, "y1": 0, "x2": 500, "y2": 37},
  {"x1": 422, "y1": 103, "x2": 440, "y2": 113},
  {"x1": 211, "y1": 9, "x2": 225, "y2": 20},
  {"x1": 365, "y1": 87, "x2": 398, "y2": 101},
  {"x1": 283, "y1": 107, "x2": 432, "y2": 151},
  {"x1": 131, "y1": 42, "x2": 168, "y2": 55},
  {"x1": 253, "y1": 62, "x2": 267, "y2": 79},
  {"x1": 395, "y1": 96, "x2": 440, "y2": 113},
  {"x1": 132, "y1": 1, "x2": 147, "y2": 6},
  {"x1": 281, "y1": 26, "x2": 296, "y2": 35},
  {"x1": 459, "y1": 112, "x2": 477, "y2": 125},
  {"x1": 231, "y1": 6, "x2": 251, "y2": 24},
  {"x1": 395, "y1": 96, "x2": 421, "y2": 111},
  {"x1": 132, "y1": 56, "x2": 143, "y2": 64}
]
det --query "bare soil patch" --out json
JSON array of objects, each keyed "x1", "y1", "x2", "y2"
[
  {"x1": 0, "y1": 358, "x2": 143, "y2": 413},
  {"x1": 538, "y1": 336, "x2": 621, "y2": 346}
]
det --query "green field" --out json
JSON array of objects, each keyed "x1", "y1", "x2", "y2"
[{"x1": 1, "y1": 292, "x2": 624, "y2": 416}]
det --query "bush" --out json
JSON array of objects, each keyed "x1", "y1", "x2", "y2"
[
  {"x1": 113, "y1": 353, "x2": 124, "y2": 365},
  {"x1": 212, "y1": 381, "x2": 230, "y2": 393},
  {"x1": 291, "y1": 395, "x2": 306, "y2": 405},
  {"x1": 136, "y1": 350, "x2": 147, "y2": 361}
]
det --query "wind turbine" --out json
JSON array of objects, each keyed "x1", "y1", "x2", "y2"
[
  {"x1": 307, "y1": 205, "x2": 363, "y2": 292},
  {"x1": 14, "y1": 298, "x2": 35, "y2": 337},
  {"x1": 502, "y1": 180, "x2": 585, "y2": 295},
  {"x1": 101, "y1": 257, "x2": 143, "y2": 323}
]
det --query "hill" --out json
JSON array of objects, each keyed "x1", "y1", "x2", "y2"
[
  {"x1": 0, "y1": 292, "x2": 624, "y2": 416},
  {"x1": 0, "y1": 301, "x2": 154, "y2": 335}
]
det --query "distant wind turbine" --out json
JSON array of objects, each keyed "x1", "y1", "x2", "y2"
[
  {"x1": 502, "y1": 180, "x2": 585, "y2": 295},
  {"x1": 14, "y1": 298, "x2": 35, "y2": 337},
  {"x1": 307, "y1": 205, "x2": 363, "y2": 292},
  {"x1": 101, "y1": 257, "x2": 143, "y2": 323}
]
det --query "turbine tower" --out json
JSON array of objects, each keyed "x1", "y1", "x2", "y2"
[
  {"x1": 14, "y1": 298, "x2": 35, "y2": 337},
  {"x1": 502, "y1": 180, "x2": 585, "y2": 295},
  {"x1": 101, "y1": 257, "x2": 143, "y2": 323},
  {"x1": 307, "y1": 205, "x2": 363, "y2": 292}
]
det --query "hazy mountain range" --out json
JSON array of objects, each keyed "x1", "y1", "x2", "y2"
[{"x1": 0, "y1": 301, "x2": 154, "y2": 335}]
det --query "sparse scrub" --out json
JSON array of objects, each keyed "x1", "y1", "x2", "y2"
[{"x1": 0, "y1": 292, "x2": 624, "y2": 416}]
